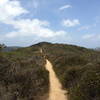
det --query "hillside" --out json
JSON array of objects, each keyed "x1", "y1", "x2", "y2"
[
  {"x1": 1, "y1": 46, "x2": 21, "y2": 52},
  {"x1": 39, "y1": 42, "x2": 100, "y2": 100},
  {"x1": 0, "y1": 45, "x2": 49, "y2": 100},
  {"x1": 0, "y1": 42, "x2": 100, "y2": 100}
]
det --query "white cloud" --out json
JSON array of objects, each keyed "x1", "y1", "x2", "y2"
[
  {"x1": 95, "y1": 16, "x2": 100, "y2": 24},
  {"x1": 4, "y1": 18, "x2": 66, "y2": 38},
  {"x1": 3, "y1": 16, "x2": 66, "y2": 38},
  {"x1": 78, "y1": 26, "x2": 90, "y2": 31},
  {"x1": 0, "y1": 0, "x2": 69, "y2": 43},
  {"x1": 78, "y1": 24, "x2": 97, "y2": 31},
  {"x1": 59, "y1": 5, "x2": 72, "y2": 11},
  {"x1": 33, "y1": 0, "x2": 39, "y2": 9},
  {"x1": 82, "y1": 34, "x2": 95, "y2": 40},
  {"x1": 82, "y1": 34, "x2": 100, "y2": 48},
  {"x1": 0, "y1": 0, "x2": 28, "y2": 23},
  {"x1": 62, "y1": 19, "x2": 80, "y2": 27},
  {"x1": 82, "y1": 34, "x2": 100, "y2": 42}
]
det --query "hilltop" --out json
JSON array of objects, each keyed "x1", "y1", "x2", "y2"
[
  {"x1": 0, "y1": 42, "x2": 100, "y2": 100},
  {"x1": 39, "y1": 42, "x2": 100, "y2": 100},
  {"x1": 0, "y1": 43, "x2": 49, "y2": 100}
]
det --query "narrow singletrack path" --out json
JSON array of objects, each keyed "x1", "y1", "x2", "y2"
[{"x1": 45, "y1": 59, "x2": 68, "y2": 100}]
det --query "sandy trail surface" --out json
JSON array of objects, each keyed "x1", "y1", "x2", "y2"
[{"x1": 45, "y1": 59, "x2": 67, "y2": 100}]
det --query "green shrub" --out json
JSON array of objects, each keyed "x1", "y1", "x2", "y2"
[{"x1": 41, "y1": 42, "x2": 100, "y2": 100}]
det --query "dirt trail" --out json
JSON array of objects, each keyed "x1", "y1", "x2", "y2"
[{"x1": 45, "y1": 59, "x2": 67, "y2": 100}]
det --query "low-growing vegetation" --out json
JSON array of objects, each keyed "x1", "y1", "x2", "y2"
[
  {"x1": 0, "y1": 45, "x2": 49, "y2": 100},
  {"x1": 39, "y1": 42, "x2": 100, "y2": 100},
  {"x1": 0, "y1": 42, "x2": 100, "y2": 100}
]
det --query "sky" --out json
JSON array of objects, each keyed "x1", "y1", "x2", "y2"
[{"x1": 0, "y1": 0, "x2": 100, "y2": 48}]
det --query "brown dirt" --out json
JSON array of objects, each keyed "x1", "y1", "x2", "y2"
[{"x1": 45, "y1": 59, "x2": 68, "y2": 100}]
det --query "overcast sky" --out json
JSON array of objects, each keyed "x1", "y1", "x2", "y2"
[{"x1": 0, "y1": 0, "x2": 100, "y2": 48}]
